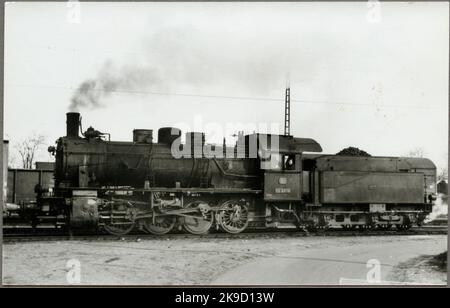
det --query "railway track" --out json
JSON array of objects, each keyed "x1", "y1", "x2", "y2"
[{"x1": 3, "y1": 225, "x2": 447, "y2": 243}]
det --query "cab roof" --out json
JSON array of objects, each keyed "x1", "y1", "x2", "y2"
[{"x1": 244, "y1": 134, "x2": 322, "y2": 154}]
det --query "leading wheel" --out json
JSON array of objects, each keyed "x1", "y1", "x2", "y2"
[
  {"x1": 217, "y1": 199, "x2": 249, "y2": 234},
  {"x1": 103, "y1": 202, "x2": 136, "y2": 236},
  {"x1": 182, "y1": 201, "x2": 214, "y2": 235},
  {"x1": 104, "y1": 223, "x2": 135, "y2": 236},
  {"x1": 143, "y1": 215, "x2": 176, "y2": 235}
]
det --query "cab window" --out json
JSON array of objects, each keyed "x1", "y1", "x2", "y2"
[
  {"x1": 283, "y1": 155, "x2": 295, "y2": 170},
  {"x1": 260, "y1": 153, "x2": 282, "y2": 170},
  {"x1": 260, "y1": 153, "x2": 296, "y2": 171}
]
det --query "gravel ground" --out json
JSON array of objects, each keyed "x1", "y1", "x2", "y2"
[
  {"x1": 388, "y1": 252, "x2": 447, "y2": 285},
  {"x1": 2, "y1": 234, "x2": 447, "y2": 285}
]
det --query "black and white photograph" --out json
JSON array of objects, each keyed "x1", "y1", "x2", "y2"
[{"x1": 0, "y1": 0, "x2": 448, "y2": 292}]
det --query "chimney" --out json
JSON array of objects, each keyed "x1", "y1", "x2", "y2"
[{"x1": 66, "y1": 112, "x2": 80, "y2": 138}]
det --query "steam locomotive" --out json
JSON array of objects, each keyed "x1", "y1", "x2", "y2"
[{"x1": 5, "y1": 112, "x2": 437, "y2": 235}]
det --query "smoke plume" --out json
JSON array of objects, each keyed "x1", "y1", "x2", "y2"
[
  {"x1": 425, "y1": 194, "x2": 448, "y2": 223},
  {"x1": 69, "y1": 25, "x2": 325, "y2": 111},
  {"x1": 69, "y1": 61, "x2": 162, "y2": 111}
]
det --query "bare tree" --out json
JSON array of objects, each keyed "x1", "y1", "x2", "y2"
[
  {"x1": 7, "y1": 153, "x2": 17, "y2": 169},
  {"x1": 15, "y1": 135, "x2": 46, "y2": 169},
  {"x1": 438, "y1": 168, "x2": 448, "y2": 182},
  {"x1": 438, "y1": 153, "x2": 449, "y2": 182},
  {"x1": 405, "y1": 147, "x2": 425, "y2": 158}
]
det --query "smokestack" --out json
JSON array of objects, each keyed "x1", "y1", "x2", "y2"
[{"x1": 66, "y1": 112, "x2": 80, "y2": 138}]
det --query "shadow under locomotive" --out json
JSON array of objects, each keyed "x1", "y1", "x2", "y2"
[{"x1": 5, "y1": 113, "x2": 437, "y2": 236}]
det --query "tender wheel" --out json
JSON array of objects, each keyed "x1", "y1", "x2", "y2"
[
  {"x1": 398, "y1": 216, "x2": 412, "y2": 230},
  {"x1": 217, "y1": 199, "x2": 249, "y2": 234},
  {"x1": 305, "y1": 225, "x2": 318, "y2": 232},
  {"x1": 396, "y1": 224, "x2": 411, "y2": 231},
  {"x1": 182, "y1": 201, "x2": 214, "y2": 235},
  {"x1": 365, "y1": 223, "x2": 376, "y2": 230},
  {"x1": 377, "y1": 224, "x2": 392, "y2": 230},
  {"x1": 342, "y1": 225, "x2": 357, "y2": 231},
  {"x1": 103, "y1": 202, "x2": 136, "y2": 236},
  {"x1": 143, "y1": 215, "x2": 176, "y2": 235}
]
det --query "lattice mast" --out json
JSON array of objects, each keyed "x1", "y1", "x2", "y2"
[{"x1": 284, "y1": 86, "x2": 291, "y2": 136}]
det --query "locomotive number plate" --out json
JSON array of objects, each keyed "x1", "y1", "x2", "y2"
[
  {"x1": 275, "y1": 188, "x2": 291, "y2": 194},
  {"x1": 264, "y1": 173, "x2": 301, "y2": 201}
]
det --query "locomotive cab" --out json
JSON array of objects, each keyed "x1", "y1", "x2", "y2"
[
  {"x1": 244, "y1": 133, "x2": 322, "y2": 228},
  {"x1": 244, "y1": 133, "x2": 322, "y2": 202}
]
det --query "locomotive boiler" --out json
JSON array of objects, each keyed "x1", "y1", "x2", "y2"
[{"x1": 8, "y1": 112, "x2": 437, "y2": 235}]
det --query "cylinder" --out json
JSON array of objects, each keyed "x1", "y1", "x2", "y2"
[
  {"x1": 158, "y1": 127, "x2": 182, "y2": 145},
  {"x1": 66, "y1": 112, "x2": 80, "y2": 138},
  {"x1": 133, "y1": 129, "x2": 153, "y2": 143}
]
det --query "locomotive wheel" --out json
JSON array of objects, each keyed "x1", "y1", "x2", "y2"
[
  {"x1": 104, "y1": 223, "x2": 135, "y2": 236},
  {"x1": 217, "y1": 199, "x2": 249, "y2": 234},
  {"x1": 103, "y1": 202, "x2": 136, "y2": 236},
  {"x1": 143, "y1": 215, "x2": 176, "y2": 235},
  {"x1": 182, "y1": 201, "x2": 214, "y2": 235}
]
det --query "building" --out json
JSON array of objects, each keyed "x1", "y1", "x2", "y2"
[
  {"x1": 35, "y1": 162, "x2": 55, "y2": 170},
  {"x1": 2, "y1": 140, "x2": 9, "y2": 205}
]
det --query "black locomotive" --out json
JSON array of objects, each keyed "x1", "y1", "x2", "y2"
[{"x1": 6, "y1": 112, "x2": 437, "y2": 235}]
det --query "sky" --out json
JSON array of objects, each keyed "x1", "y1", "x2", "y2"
[{"x1": 4, "y1": 1, "x2": 449, "y2": 171}]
